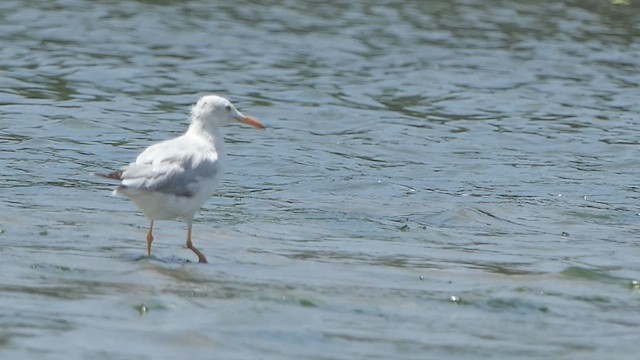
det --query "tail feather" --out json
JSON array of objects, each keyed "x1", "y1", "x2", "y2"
[{"x1": 93, "y1": 170, "x2": 124, "y2": 181}]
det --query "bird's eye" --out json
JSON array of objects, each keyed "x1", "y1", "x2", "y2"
[{"x1": 225, "y1": 105, "x2": 232, "y2": 112}]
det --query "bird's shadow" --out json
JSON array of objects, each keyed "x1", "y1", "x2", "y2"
[
  {"x1": 126, "y1": 253, "x2": 219, "y2": 284},
  {"x1": 129, "y1": 254, "x2": 199, "y2": 265}
]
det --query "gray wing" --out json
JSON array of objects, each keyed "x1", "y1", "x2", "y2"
[{"x1": 121, "y1": 138, "x2": 219, "y2": 197}]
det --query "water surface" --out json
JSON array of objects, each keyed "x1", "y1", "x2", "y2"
[{"x1": 1, "y1": 0, "x2": 640, "y2": 359}]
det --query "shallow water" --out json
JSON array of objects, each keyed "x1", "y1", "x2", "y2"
[{"x1": 1, "y1": 0, "x2": 640, "y2": 359}]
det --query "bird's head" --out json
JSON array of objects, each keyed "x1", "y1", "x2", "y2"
[{"x1": 191, "y1": 95, "x2": 264, "y2": 129}]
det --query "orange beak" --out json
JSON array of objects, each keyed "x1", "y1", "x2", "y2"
[{"x1": 238, "y1": 114, "x2": 265, "y2": 129}]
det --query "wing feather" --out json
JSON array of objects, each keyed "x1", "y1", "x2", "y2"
[{"x1": 119, "y1": 136, "x2": 219, "y2": 197}]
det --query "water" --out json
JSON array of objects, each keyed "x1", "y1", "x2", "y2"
[{"x1": 1, "y1": 0, "x2": 640, "y2": 358}]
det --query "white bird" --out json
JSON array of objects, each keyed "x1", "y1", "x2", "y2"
[{"x1": 98, "y1": 95, "x2": 265, "y2": 263}]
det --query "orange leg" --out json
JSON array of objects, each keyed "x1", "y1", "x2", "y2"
[
  {"x1": 146, "y1": 220, "x2": 154, "y2": 257},
  {"x1": 185, "y1": 223, "x2": 208, "y2": 263}
]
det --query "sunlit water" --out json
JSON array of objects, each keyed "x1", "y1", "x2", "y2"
[{"x1": 1, "y1": 0, "x2": 640, "y2": 359}]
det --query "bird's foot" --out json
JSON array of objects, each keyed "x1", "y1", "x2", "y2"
[{"x1": 186, "y1": 243, "x2": 208, "y2": 264}]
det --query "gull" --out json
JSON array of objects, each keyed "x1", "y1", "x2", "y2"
[{"x1": 97, "y1": 95, "x2": 265, "y2": 263}]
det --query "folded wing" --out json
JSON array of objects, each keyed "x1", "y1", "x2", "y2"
[{"x1": 120, "y1": 138, "x2": 219, "y2": 197}]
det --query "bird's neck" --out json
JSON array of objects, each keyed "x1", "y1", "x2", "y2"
[{"x1": 186, "y1": 117, "x2": 222, "y2": 143}]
